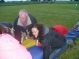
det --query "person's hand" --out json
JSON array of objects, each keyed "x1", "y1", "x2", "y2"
[{"x1": 36, "y1": 40, "x2": 39, "y2": 46}]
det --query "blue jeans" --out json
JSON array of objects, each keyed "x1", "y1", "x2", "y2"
[{"x1": 49, "y1": 44, "x2": 68, "y2": 59}]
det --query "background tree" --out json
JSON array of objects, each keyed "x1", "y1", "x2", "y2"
[{"x1": 0, "y1": 0, "x2": 4, "y2": 3}]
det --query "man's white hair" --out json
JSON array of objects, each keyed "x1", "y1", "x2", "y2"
[{"x1": 19, "y1": 9, "x2": 28, "y2": 16}]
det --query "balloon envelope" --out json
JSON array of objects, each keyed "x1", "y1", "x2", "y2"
[
  {"x1": 0, "y1": 34, "x2": 32, "y2": 59},
  {"x1": 53, "y1": 25, "x2": 68, "y2": 36}
]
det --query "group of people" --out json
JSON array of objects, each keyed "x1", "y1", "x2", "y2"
[{"x1": 0, "y1": 9, "x2": 69, "y2": 59}]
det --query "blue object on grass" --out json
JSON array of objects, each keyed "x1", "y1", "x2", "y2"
[{"x1": 66, "y1": 29, "x2": 79, "y2": 41}]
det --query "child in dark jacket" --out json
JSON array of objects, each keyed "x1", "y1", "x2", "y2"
[{"x1": 30, "y1": 24, "x2": 67, "y2": 59}]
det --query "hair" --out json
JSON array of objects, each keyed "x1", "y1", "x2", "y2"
[
  {"x1": 19, "y1": 9, "x2": 28, "y2": 16},
  {"x1": 30, "y1": 24, "x2": 44, "y2": 39},
  {"x1": 0, "y1": 25, "x2": 10, "y2": 34},
  {"x1": 0, "y1": 25, "x2": 5, "y2": 34}
]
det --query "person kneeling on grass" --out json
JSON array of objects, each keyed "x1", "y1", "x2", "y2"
[
  {"x1": 13, "y1": 9, "x2": 37, "y2": 44},
  {"x1": 30, "y1": 24, "x2": 68, "y2": 59},
  {"x1": 0, "y1": 24, "x2": 32, "y2": 59}
]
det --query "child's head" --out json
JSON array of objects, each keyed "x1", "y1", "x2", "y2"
[
  {"x1": 31, "y1": 24, "x2": 44, "y2": 38},
  {"x1": 0, "y1": 24, "x2": 9, "y2": 34}
]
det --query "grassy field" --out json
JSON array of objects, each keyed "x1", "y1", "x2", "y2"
[{"x1": 0, "y1": 3, "x2": 79, "y2": 59}]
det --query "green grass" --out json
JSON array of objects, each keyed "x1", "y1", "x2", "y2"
[
  {"x1": 0, "y1": 3, "x2": 79, "y2": 59},
  {"x1": 0, "y1": 4, "x2": 79, "y2": 27},
  {"x1": 60, "y1": 39, "x2": 79, "y2": 59}
]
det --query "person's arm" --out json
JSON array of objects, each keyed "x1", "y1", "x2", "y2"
[
  {"x1": 28, "y1": 14, "x2": 37, "y2": 24},
  {"x1": 13, "y1": 16, "x2": 22, "y2": 43},
  {"x1": 13, "y1": 16, "x2": 19, "y2": 29}
]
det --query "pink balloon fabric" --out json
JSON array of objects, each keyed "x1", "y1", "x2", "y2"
[{"x1": 0, "y1": 34, "x2": 32, "y2": 59}]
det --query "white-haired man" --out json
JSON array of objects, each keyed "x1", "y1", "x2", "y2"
[{"x1": 13, "y1": 9, "x2": 37, "y2": 44}]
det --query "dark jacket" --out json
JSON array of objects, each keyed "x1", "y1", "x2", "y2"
[
  {"x1": 13, "y1": 14, "x2": 37, "y2": 43},
  {"x1": 37, "y1": 26, "x2": 66, "y2": 59}
]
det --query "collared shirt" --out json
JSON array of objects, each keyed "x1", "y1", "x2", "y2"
[{"x1": 17, "y1": 16, "x2": 32, "y2": 27}]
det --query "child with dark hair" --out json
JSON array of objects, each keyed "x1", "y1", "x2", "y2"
[
  {"x1": 0, "y1": 22, "x2": 13, "y2": 35},
  {"x1": 30, "y1": 24, "x2": 67, "y2": 59}
]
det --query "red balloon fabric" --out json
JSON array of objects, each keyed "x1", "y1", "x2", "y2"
[
  {"x1": 53, "y1": 25, "x2": 69, "y2": 36},
  {"x1": 0, "y1": 34, "x2": 32, "y2": 59}
]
